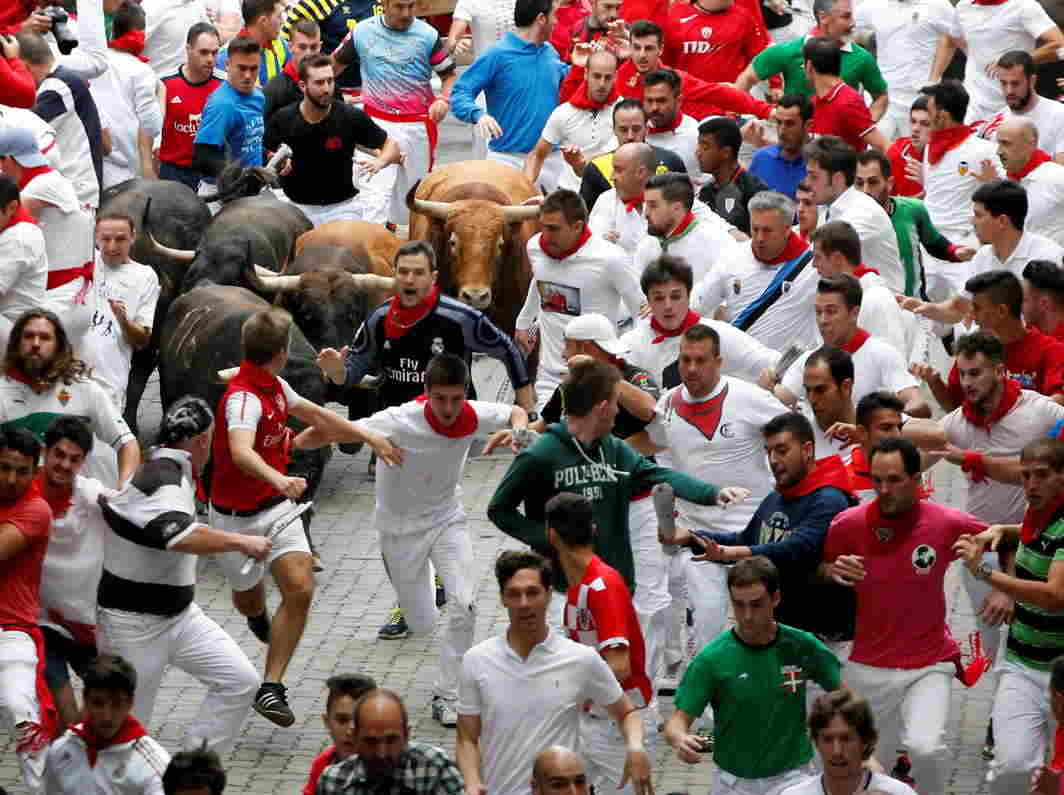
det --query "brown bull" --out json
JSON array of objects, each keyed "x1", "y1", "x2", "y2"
[
  {"x1": 292, "y1": 220, "x2": 401, "y2": 311},
  {"x1": 406, "y1": 160, "x2": 540, "y2": 335}
]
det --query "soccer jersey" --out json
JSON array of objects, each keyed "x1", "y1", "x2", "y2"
[
  {"x1": 751, "y1": 35, "x2": 886, "y2": 97},
  {"x1": 564, "y1": 555, "x2": 652, "y2": 707},
  {"x1": 646, "y1": 113, "x2": 703, "y2": 177},
  {"x1": 810, "y1": 81, "x2": 877, "y2": 153},
  {"x1": 0, "y1": 485, "x2": 53, "y2": 627},
  {"x1": 946, "y1": 326, "x2": 1064, "y2": 398},
  {"x1": 1009, "y1": 510, "x2": 1064, "y2": 671},
  {"x1": 663, "y1": 0, "x2": 771, "y2": 83},
  {"x1": 825, "y1": 499, "x2": 984, "y2": 668},
  {"x1": 782, "y1": 332, "x2": 918, "y2": 406},
  {"x1": 674, "y1": 625, "x2": 841, "y2": 779},
  {"x1": 888, "y1": 195, "x2": 953, "y2": 298},
  {"x1": 194, "y1": 82, "x2": 265, "y2": 168},
  {"x1": 0, "y1": 374, "x2": 135, "y2": 451},
  {"x1": 887, "y1": 139, "x2": 925, "y2": 199},
  {"x1": 159, "y1": 70, "x2": 222, "y2": 169}
]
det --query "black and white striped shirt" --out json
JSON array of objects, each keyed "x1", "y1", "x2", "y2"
[{"x1": 97, "y1": 447, "x2": 205, "y2": 617}]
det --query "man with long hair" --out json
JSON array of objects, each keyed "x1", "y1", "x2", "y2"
[{"x1": 0, "y1": 309, "x2": 140, "y2": 487}]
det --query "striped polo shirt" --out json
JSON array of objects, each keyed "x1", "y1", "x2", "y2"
[{"x1": 1008, "y1": 512, "x2": 1064, "y2": 671}]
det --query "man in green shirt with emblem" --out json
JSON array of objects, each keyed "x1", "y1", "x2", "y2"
[
  {"x1": 733, "y1": 0, "x2": 886, "y2": 120},
  {"x1": 954, "y1": 437, "x2": 1064, "y2": 795},
  {"x1": 663, "y1": 556, "x2": 841, "y2": 794}
]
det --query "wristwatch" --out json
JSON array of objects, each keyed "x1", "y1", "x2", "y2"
[
  {"x1": 973, "y1": 561, "x2": 994, "y2": 582},
  {"x1": 527, "y1": 411, "x2": 540, "y2": 424}
]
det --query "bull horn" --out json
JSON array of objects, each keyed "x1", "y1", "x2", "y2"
[
  {"x1": 500, "y1": 205, "x2": 543, "y2": 223},
  {"x1": 244, "y1": 261, "x2": 301, "y2": 292},
  {"x1": 141, "y1": 197, "x2": 196, "y2": 263},
  {"x1": 411, "y1": 198, "x2": 453, "y2": 221},
  {"x1": 348, "y1": 274, "x2": 396, "y2": 293}
]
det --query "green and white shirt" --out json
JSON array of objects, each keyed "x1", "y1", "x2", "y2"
[{"x1": 1008, "y1": 512, "x2": 1064, "y2": 672}]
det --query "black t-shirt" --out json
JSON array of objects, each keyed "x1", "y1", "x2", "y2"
[
  {"x1": 264, "y1": 100, "x2": 387, "y2": 205},
  {"x1": 542, "y1": 361, "x2": 659, "y2": 439},
  {"x1": 580, "y1": 145, "x2": 687, "y2": 212},
  {"x1": 697, "y1": 168, "x2": 769, "y2": 235}
]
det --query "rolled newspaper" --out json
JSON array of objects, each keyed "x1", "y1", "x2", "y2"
[
  {"x1": 266, "y1": 143, "x2": 292, "y2": 171},
  {"x1": 653, "y1": 483, "x2": 677, "y2": 546}
]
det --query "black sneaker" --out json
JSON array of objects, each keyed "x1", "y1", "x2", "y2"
[
  {"x1": 253, "y1": 683, "x2": 295, "y2": 727},
  {"x1": 247, "y1": 612, "x2": 271, "y2": 644},
  {"x1": 982, "y1": 720, "x2": 995, "y2": 761},
  {"x1": 435, "y1": 574, "x2": 447, "y2": 608},
  {"x1": 378, "y1": 606, "x2": 408, "y2": 639}
]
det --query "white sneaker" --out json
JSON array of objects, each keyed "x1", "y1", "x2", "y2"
[{"x1": 432, "y1": 697, "x2": 458, "y2": 728}]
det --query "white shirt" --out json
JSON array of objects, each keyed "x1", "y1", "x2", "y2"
[
  {"x1": 692, "y1": 239, "x2": 822, "y2": 352},
  {"x1": 962, "y1": 232, "x2": 1064, "y2": 297},
  {"x1": 517, "y1": 233, "x2": 644, "y2": 387},
  {"x1": 0, "y1": 374, "x2": 135, "y2": 451},
  {"x1": 588, "y1": 188, "x2": 650, "y2": 265},
  {"x1": 224, "y1": 376, "x2": 304, "y2": 431},
  {"x1": 36, "y1": 71, "x2": 102, "y2": 209},
  {"x1": 356, "y1": 398, "x2": 511, "y2": 528},
  {"x1": 953, "y1": 0, "x2": 1056, "y2": 122},
  {"x1": 458, "y1": 631, "x2": 624, "y2": 795},
  {"x1": 142, "y1": 0, "x2": 212, "y2": 78},
  {"x1": 781, "y1": 333, "x2": 920, "y2": 406},
  {"x1": 0, "y1": 106, "x2": 63, "y2": 172},
  {"x1": 1016, "y1": 160, "x2": 1064, "y2": 246},
  {"x1": 923, "y1": 132, "x2": 1003, "y2": 241},
  {"x1": 20, "y1": 170, "x2": 94, "y2": 278},
  {"x1": 858, "y1": 270, "x2": 915, "y2": 358},
  {"x1": 647, "y1": 114, "x2": 702, "y2": 177},
  {"x1": 44, "y1": 725, "x2": 170, "y2": 795},
  {"x1": 781, "y1": 771, "x2": 917, "y2": 795},
  {"x1": 942, "y1": 389, "x2": 1064, "y2": 523},
  {"x1": 541, "y1": 101, "x2": 619, "y2": 191},
  {"x1": 0, "y1": 220, "x2": 48, "y2": 326},
  {"x1": 824, "y1": 186, "x2": 904, "y2": 294},
  {"x1": 91, "y1": 51, "x2": 164, "y2": 190},
  {"x1": 648, "y1": 377, "x2": 785, "y2": 532},
  {"x1": 855, "y1": 0, "x2": 954, "y2": 113},
  {"x1": 82, "y1": 259, "x2": 161, "y2": 405},
  {"x1": 633, "y1": 213, "x2": 743, "y2": 288},
  {"x1": 452, "y1": 0, "x2": 517, "y2": 57},
  {"x1": 980, "y1": 97, "x2": 1064, "y2": 158}
]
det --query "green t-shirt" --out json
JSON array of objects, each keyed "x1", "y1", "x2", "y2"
[
  {"x1": 889, "y1": 195, "x2": 953, "y2": 298},
  {"x1": 752, "y1": 37, "x2": 887, "y2": 98},
  {"x1": 1008, "y1": 516, "x2": 1064, "y2": 671},
  {"x1": 674, "y1": 624, "x2": 841, "y2": 779}
]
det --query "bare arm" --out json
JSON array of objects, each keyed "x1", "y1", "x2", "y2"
[
  {"x1": 1032, "y1": 27, "x2": 1064, "y2": 64},
  {"x1": 617, "y1": 381, "x2": 656, "y2": 421},
  {"x1": 601, "y1": 645, "x2": 633, "y2": 683},
  {"x1": 898, "y1": 386, "x2": 931, "y2": 418},
  {"x1": 625, "y1": 430, "x2": 664, "y2": 456},
  {"x1": 868, "y1": 93, "x2": 889, "y2": 123},
  {"x1": 523, "y1": 138, "x2": 554, "y2": 186},
  {"x1": 734, "y1": 63, "x2": 760, "y2": 92},
  {"x1": 862, "y1": 126, "x2": 890, "y2": 153},
  {"x1": 138, "y1": 131, "x2": 157, "y2": 179},
  {"x1": 663, "y1": 708, "x2": 704, "y2": 764},
  {"x1": 928, "y1": 33, "x2": 956, "y2": 82},
  {"x1": 514, "y1": 384, "x2": 535, "y2": 412},
  {"x1": 0, "y1": 523, "x2": 28, "y2": 562},
  {"x1": 456, "y1": 714, "x2": 485, "y2": 795},
  {"x1": 116, "y1": 440, "x2": 141, "y2": 488},
  {"x1": 228, "y1": 427, "x2": 304, "y2": 496},
  {"x1": 288, "y1": 401, "x2": 402, "y2": 467},
  {"x1": 169, "y1": 524, "x2": 269, "y2": 558}
]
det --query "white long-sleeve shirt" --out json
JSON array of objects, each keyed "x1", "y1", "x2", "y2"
[
  {"x1": 53, "y1": 0, "x2": 110, "y2": 81},
  {"x1": 0, "y1": 220, "x2": 47, "y2": 328},
  {"x1": 91, "y1": 50, "x2": 164, "y2": 189}
]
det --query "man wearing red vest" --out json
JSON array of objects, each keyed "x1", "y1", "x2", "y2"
[{"x1": 211, "y1": 308, "x2": 399, "y2": 727}]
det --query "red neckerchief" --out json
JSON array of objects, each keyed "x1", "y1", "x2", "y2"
[
  {"x1": 841, "y1": 328, "x2": 870, "y2": 354},
  {"x1": 852, "y1": 265, "x2": 878, "y2": 278},
  {"x1": 17, "y1": 165, "x2": 51, "y2": 191},
  {"x1": 761, "y1": 231, "x2": 809, "y2": 265},
  {"x1": 33, "y1": 471, "x2": 71, "y2": 519},
  {"x1": 230, "y1": 359, "x2": 281, "y2": 398},
  {"x1": 778, "y1": 455, "x2": 855, "y2": 499},
  {"x1": 2, "y1": 205, "x2": 37, "y2": 231},
  {"x1": 5, "y1": 365, "x2": 44, "y2": 391},
  {"x1": 414, "y1": 394, "x2": 478, "y2": 438},
  {"x1": 383, "y1": 285, "x2": 440, "y2": 340},
  {"x1": 649, "y1": 110, "x2": 684, "y2": 134},
  {"x1": 70, "y1": 714, "x2": 148, "y2": 768},
  {"x1": 108, "y1": 30, "x2": 149, "y2": 62},
  {"x1": 666, "y1": 212, "x2": 696, "y2": 240},
  {"x1": 961, "y1": 376, "x2": 1021, "y2": 430},
  {"x1": 1052, "y1": 726, "x2": 1064, "y2": 771},
  {"x1": 848, "y1": 446, "x2": 874, "y2": 492},
  {"x1": 1008, "y1": 148, "x2": 1052, "y2": 180},
  {"x1": 651, "y1": 310, "x2": 700, "y2": 343},
  {"x1": 539, "y1": 225, "x2": 592, "y2": 260},
  {"x1": 568, "y1": 79, "x2": 619, "y2": 111},
  {"x1": 927, "y1": 125, "x2": 972, "y2": 165},
  {"x1": 622, "y1": 193, "x2": 644, "y2": 214},
  {"x1": 283, "y1": 57, "x2": 300, "y2": 83},
  {"x1": 972, "y1": 0, "x2": 1008, "y2": 5},
  {"x1": 1020, "y1": 492, "x2": 1064, "y2": 545},
  {"x1": 864, "y1": 496, "x2": 923, "y2": 543}
]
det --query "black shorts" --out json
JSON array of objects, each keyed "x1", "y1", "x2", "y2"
[{"x1": 42, "y1": 626, "x2": 97, "y2": 689}]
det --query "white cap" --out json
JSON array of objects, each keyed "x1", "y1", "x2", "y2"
[{"x1": 564, "y1": 313, "x2": 629, "y2": 358}]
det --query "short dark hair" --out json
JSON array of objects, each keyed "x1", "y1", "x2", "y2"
[
  {"x1": 698, "y1": 117, "x2": 742, "y2": 159},
  {"x1": 856, "y1": 148, "x2": 892, "y2": 179},
  {"x1": 629, "y1": 19, "x2": 664, "y2": 42},
  {"x1": 43, "y1": 415, "x2": 93, "y2": 455},
  {"x1": 953, "y1": 330, "x2": 1005, "y2": 363},
  {"x1": 298, "y1": 52, "x2": 332, "y2": 82},
  {"x1": 802, "y1": 36, "x2": 841, "y2": 76},
  {"x1": 395, "y1": 239, "x2": 437, "y2": 270},
  {"x1": 681, "y1": 322, "x2": 719, "y2": 355},
  {"x1": 0, "y1": 175, "x2": 19, "y2": 210},
  {"x1": 613, "y1": 98, "x2": 647, "y2": 122},
  {"x1": 187, "y1": 21, "x2": 220, "y2": 46},
  {"x1": 96, "y1": 211, "x2": 136, "y2": 236},
  {"x1": 515, "y1": 0, "x2": 552, "y2": 27},
  {"x1": 727, "y1": 555, "x2": 780, "y2": 595},
  {"x1": 910, "y1": 94, "x2": 930, "y2": 114},
  {"x1": 805, "y1": 136, "x2": 857, "y2": 185},
  {"x1": 998, "y1": 49, "x2": 1035, "y2": 76},
  {"x1": 325, "y1": 674, "x2": 377, "y2": 712},
  {"x1": 163, "y1": 748, "x2": 227, "y2": 795},
  {"x1": 965, "y1": 269, "x2": 1024, "y2": 318},
  {"x1": 855, "y1": 391, "x2": 904, "y2": 427},
  {"x1": 920, "y1": 80, "x2": 969, "y2": 125},
  {"x1": 868, "y1": 437, "x2": 921, "y2": 476},
  {"x1": 291, "y1": 17, "x2": 321, "y2": 38},
  {"x1": 82, "y1": 654, "x2": 137, "y2": 698},
  {"x1": 643, "y1": 68, "x2": 682, "y2": 96},
  {"x1": 1024, "y1": 260, "x2": 1064, "y2": 306},
  {"x1": 777, "y1": 93, "x2": 812, "y2": 122},
  {"x1": 817, "y1": 274, "x2": 863, "y2": 309},
  {"x1": 645, "y1": 172, "x2": 694, "y2": 211},
  {"x1": 541, "y1": 189, "x2": 588, "y2": 225},
  {"x1": 242, "y1": 0, "x2": 280, "y2": 25},
  {"x1": 546, "y1": 492, "x2": 596, "y2": 547},
  {"x1": 972, "y1": 179, "x2": 1028, "y2": 231},
  {"x1": 227, "y1": 34, "x2": 262, "y2": 57},
  {"x1": 641, "y1": 255, "x2": 693, "y2": 294},
  {"x1": 808, "y1": 690, "x2": 878, "y2": 759},
  {"x1": 562, "y1": 359, "x2": 622, "y2": 417},
  {"x1": 807, "y1": 344, "x2": 854, "y2": 387},
  {"x1": 1020, "y1": 438, "x2": 1064, "y2": 470},
  {"x1": 424, "y1": 353, "x2": 469, "y2": 390},
  {"x1": 112, "y1": 0, "x2": 146, "y2": 37},
  {"x1": 0, "y1": 427, "x2": 41, "y2": 463},
  {"x1": 811, "y1": 221, "x2": 862, "y2": 266},
  {"x1": 495, "y1": 549, "x2": 553, "y2": 591},
  {"x1": 762, "y1": 411, "x2": 814, "y2": 446}
]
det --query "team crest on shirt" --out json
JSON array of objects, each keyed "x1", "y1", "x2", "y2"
[
  {"x1": 912, "y1": 544, "x2": 936, "y2": 574},
  {"x1": 761, "y1": 511, "x2": 791, "y2": 543},
  {"x1": 628, "y1": 75, "x2": 639, "y2": 87},
  {"x1": 781, "y1": 281, "x2": 792, "y2": 294},
  {"x1": 57, "y1": 389, "x2": 71, "y2": 405},
  {"x1": 875, "y1": 526, "x2": 893, "y2": 543},
  {"x1": 275, "y1": 393, "x2": 286, "y2": 412},
  {"x1": 576, "y1": 607, "x2": 595, "y2": 631},
  {"x1": 732, "y1": 278, "x2": 742, "y2": 295},
  {"x1": 779, "y1": 664, "x2": 805, "y2": 693},
  {"x1": 958, "y1": 160, "x2": 970, "y2": 176},
  {"x1": 719, "y1": 423, "x2": 734, "y2": 438},
  {"x1": 431, "y1": 337, "x2": 445, "y2": 356},
  {"x1": 724, "y1": 197, "x2": 736, "y2": 214},
  {"x1": 701, "y1": 26, "x2": 713, "y2": 38},
  {"x1": 656, "y1": 164, "x2": 668, "y2": 175}
]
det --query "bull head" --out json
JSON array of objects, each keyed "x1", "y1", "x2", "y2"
[
  {"x1": 141, "y1": 197, "x2": 196, "y2": 263},
  {"x1": 244, "y1": 262, "x2": 396, "y2": 295},
  {"x1": 411, "y1": 198, "x2": 541, "y2": 224}
]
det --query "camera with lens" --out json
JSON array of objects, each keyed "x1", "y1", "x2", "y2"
[{"x1": 40, "y1": 6, "x2": 78, "y2": 55}]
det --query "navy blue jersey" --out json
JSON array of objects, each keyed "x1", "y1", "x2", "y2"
[{"x1": 283, "y1": 0, "x2": 380, "y2": 90}]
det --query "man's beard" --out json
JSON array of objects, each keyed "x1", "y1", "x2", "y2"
[
  {"x1": 1007, "y1": 88, "x2": 1032, "y2": 111},
  {"x1": 307, "y1": 92, "x2": 331, "y2": 111},
  {"x1": 20, "y1": 354, "x2": 51, "y2": 377}
]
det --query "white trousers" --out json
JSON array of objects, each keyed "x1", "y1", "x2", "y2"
[
  {"x1": 844, "y1": 660, "x2": 953, "y2": 794},
  {"x1": 990, "y1": 661, "x2": 1055, "y2": 795},
  {"x1": 877, "y1": 102, "x2": 913, "y2": 141},
  {"x1": 664, "y1": 548, "x2": 690, "y2": 668},
  {"x1": 580, "y1": 709, "x2": 659, "y2": 795},
  {"x1": 630, "y1": 498, "x2": 669, "y2": 683},
  {"x1": 0, "y1": 629, "x2": 45, "y2": 792},
  {"x1": 686, "y1": 557, "x2": 731, "y2": 656},
  {"x1": 354, "y1": 118, "x2": 432, "y2": 226},
  {"x1": 96, "y1": 603, "x2": 259, "y2": 753},
  {"x1": 711, "y1": 763, "x2": 815, "y2": 795},
  {"x1": 288, "y1": 195, "x2": 363, "y2": 226},
  {"x1": 378, "y1": 515, "x2": 476, "y2": 702},
  {"x1": 962, "y1": 551, "x2": 1004, "y2": 664}
]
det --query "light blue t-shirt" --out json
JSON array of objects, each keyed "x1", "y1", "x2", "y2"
[{"x1": 194, "y1": 82, "x2": 265, "y2": 168}]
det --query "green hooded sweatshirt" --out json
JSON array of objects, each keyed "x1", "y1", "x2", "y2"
[{"x1": 487, "y1": 422, "x2": 720, "y2": 591}]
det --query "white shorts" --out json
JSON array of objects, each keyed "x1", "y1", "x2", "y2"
[
  {"x1": 0, "y1": 629, "x2": 39, "y2": 729},
  {"x1": 288, "y1": 195, "x2": 362, "y2": 226},
  {"x1": 580, "y1": 708, "x2": 659, "y2": 795},
  {"x1": 354, "y1": 117, "x2": 433, "y2": 226},
  {"x1": 712, "y1": 763, "x2": 815, "y2": 795},
  {"x1": 210, "y1": 499, "x2": 311, "y2": 592}
]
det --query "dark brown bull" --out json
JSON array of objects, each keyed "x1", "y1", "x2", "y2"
[{"x1": 292, "y1": 220, "x2": 401, "y2": 313}]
